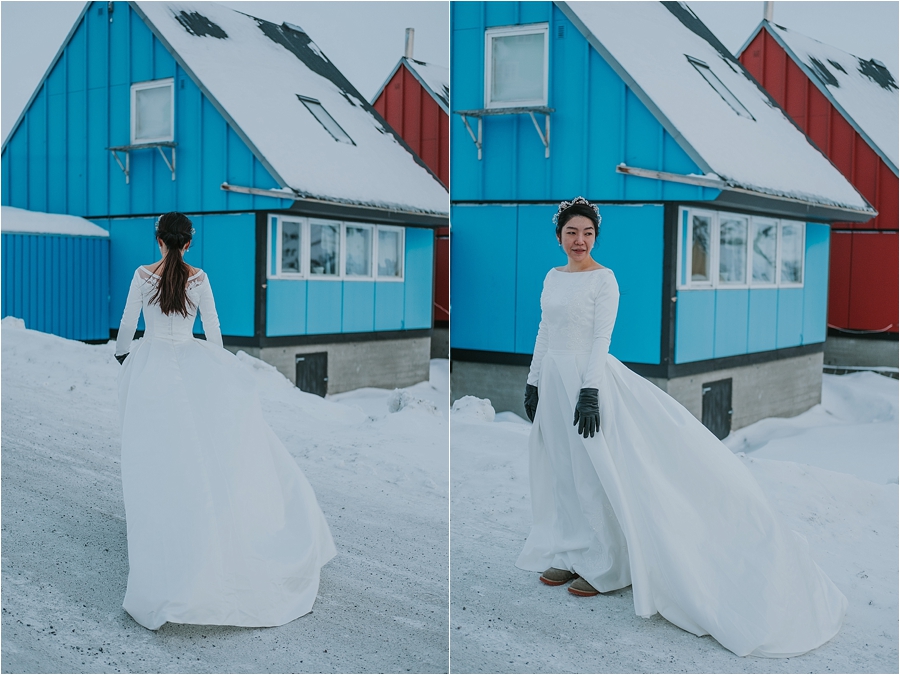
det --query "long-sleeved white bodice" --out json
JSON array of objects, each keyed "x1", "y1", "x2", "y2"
[
  {"x1": 115, "y1": 266, "x2": 222, "y2": 356},
  {"x1": 527, "y1": 267, "x2": 618, "y2": 390}
]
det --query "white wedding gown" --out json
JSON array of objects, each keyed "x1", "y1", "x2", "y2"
[
  {"x1": 116, "y1": 266, "x2": 336, "y2": 630},
  {"x1": 516, "y1": 267, "x2": 847, "y2": 657}
]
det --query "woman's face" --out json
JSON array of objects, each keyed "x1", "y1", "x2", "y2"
[{"x1": 558, "y1": 215, "x2": 596, "y2": 263}]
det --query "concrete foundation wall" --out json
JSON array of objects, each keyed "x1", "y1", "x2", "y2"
[
  {"x1": 825, "y1": 336, "x2": 898, "y2": 369},
  {"x1": 452, "y1": 351, "x2": 824, "y2": 432},
  {"x1": 228, "y1": 337, "x2": 431, "y2": 395},
  {"x1": 431, "y1": 327, "x2": 449, "y2": 359}
]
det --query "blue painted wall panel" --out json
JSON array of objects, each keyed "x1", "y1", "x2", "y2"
[
  {"x1": 1, "y1": 232, "x2": 109, "y2": 340},
  {"x1": 714, "y1": 289, "x2": 749, "y2": 358},
  {"x1": 776, "y1": 288, "x2": 804, "y2": 348},
  {"x1": 450, "y1": 204, "x2": 518, "y2": 352},
  {"x1": 374, "y1": 283, "x2": 404, "y2": 331},
  {"x1": 675, "y1": 291, "x2": 715, "y2": 363},
  {"x1": 200, "y1": 213, "x2": 255, "y2": 337},
  {"x1": 307, "y1": 282, "x2": 343, "y2": 335},
  {"x1": 108, "y1": 217, "x2": 156, "y2": 331},
  {"x1": 802, "y1": 224, "x2": 830, "y2": 345},
  {"x1": 514, "y1": 204, "x2": 561, "y2": 354},
  {"x1": 403, "y1": 228, "x2": 434, "y2": 329},
  {"x1": 27, "y1": 87, "x2": 48, "y2": 213},
  {"x1": 267, "y1": 280, "x2": 307, "y2": 336},
  {"x1": 747, "y1": 289, "x2": 778, "y2": 353},
  {"x1": 342, "y1": 282, "x2": 375, "y2": 333}
]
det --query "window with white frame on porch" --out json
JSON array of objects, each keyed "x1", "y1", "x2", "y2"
[
  {"x1": 484, "y1": 24, "x2": 548, "y2": 109},
  {"x1": 131, "y1": 79, "x2": 174, "y2": 144},
  {"x1": 677, "y1": 207, "x2": 804, "y2": 290},
  {"x1": 268, "y1": 216, "x2": 404, "y2": 281}
]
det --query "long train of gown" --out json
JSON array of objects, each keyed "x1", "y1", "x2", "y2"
[
  {"x1": 516, "y1": 267, "x2": 846, "y2": 658},
  {"x1": 116, "y1": 266, "x2": 336, "y2": 630}
]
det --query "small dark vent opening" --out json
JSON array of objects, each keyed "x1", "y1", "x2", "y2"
[
  {"x1": 557, "y1": 24, "x2": 566, "y2": 39},
  {"x1": 175, "y1": 11, "x2": 228, "y2": 39},
  {"x1": 808, "y1": 57, "x2": 839, "y2": 87},
  {"x1": 858, "y1": 58, "x2": 899, "y2": 91}
]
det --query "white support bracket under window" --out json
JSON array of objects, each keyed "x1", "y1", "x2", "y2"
[
  {"x1": 107, "y1": 142, "x2": 177, "y2": 184},
  {"x1": 454, "y1": 106, "x2": 554, "y2": 160}
]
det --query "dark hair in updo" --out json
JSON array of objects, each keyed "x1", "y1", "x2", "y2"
[
  {"x1": 555, "y1": 203, "x2": 600, "y2": 240},
  {"x1": 151, "y1": 212, "x2": 195, "y2": 317}
]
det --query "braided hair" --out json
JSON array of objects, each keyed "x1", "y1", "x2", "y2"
[{"x1": 151, "y1": 212, "x2": 195, "y2": 317}]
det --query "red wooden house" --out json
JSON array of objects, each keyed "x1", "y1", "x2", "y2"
[
  {"x1": 738, "y1": 21, "x2": 898, "y2": 363},
  {"x1": 373, "y1": 45, "x2": 450, "y2": 352}
]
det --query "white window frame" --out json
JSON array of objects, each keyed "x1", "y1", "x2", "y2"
[
  {"x1": 375, "y1": 225, "x2": 405, "y2": 282},
  {"x1": 717, "y1": 212, "x2": 750, "y2": 288},
  {"x1": 677, "y1": 207, "x2": 806, "y2": 291},
  {"x1": 130, "y1": 78, "x2": 175, "y2": 144},
  {"x1": 484, "y1": 23, "x2": 549, "y2": 110},
  {"x1": 778, "y1": 219, "x2": 805, "y2": 287},
  {"x1": 266, "y1": 216, "x2": 403, "y2": 282},
  {"x1": 342, "y1": 222, "x2": 375, "y2": 281}
]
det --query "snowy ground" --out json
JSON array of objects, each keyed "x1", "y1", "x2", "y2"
[
  {"x1": 1, "y1": 318, "x2": 449, "y2": 674},
  {"x1": 450, "y1": 372, "x2": 898, "y2": 673}
]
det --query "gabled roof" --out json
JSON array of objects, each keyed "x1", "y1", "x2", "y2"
[
  {"x1": 557, "y1": 1, "x2": 873, "y2": 217},
  {"x1": 133, "y1": 2, "x2": 448, "y2": 215},
  {"x1": 373, "y1": 57, "x2": 450, "y2": 114},
  {"x1": 738, "y1": 20, "x2": 899, "y2": 175}
]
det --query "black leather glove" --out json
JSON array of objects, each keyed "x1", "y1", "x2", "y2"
[
  {"x1": 524, "y1": 384, "x2": 539, "y2": 422},
  {"x1": 116, "y1": 353, "x2": 128, "y2": 365},
  {"x1": 573, "y1": 388, "x2": 600, "y2": 438}
]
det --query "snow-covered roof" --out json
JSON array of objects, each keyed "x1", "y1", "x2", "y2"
[
  {"x1": 739, "y1": 21, "x2": 898, "y2": 175},
  {"x1": 1, "y1": 206, "x2": 109, "y2": 237},
  {"x1": 134, "y1": 2, "x2": 448, "y2": 215},
  {"x1": 372, "y1": 57, "x2": 449, "y2": 114},
  {"x1": 558, "y1": 2, "x2": 873, "y2": 215}
]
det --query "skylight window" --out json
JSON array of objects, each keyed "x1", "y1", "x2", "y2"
[
  {"x1": 686, "y1": 56, "x2": 755, "y2": 121},
  {"x1": 297, "y1": 95, "x2": 354, "y2": 145}
]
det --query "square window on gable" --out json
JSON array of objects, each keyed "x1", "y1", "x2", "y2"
[
  {"x1": 297, "y1": 96, "x2": 354, "y2": 145},
  {"x1": 485, "y1": 24, "x2": 549, "y2": 109},
  {"x1": 687, "y1": 56, "x2": 755, "y2": 121},
  {"x1": 131, "y1": 78, "x2": 174, "y2": 144}
]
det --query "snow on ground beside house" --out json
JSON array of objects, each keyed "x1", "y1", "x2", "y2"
[
  {"x1": 768, "y1": 24, "x2": 898, "y2": 169},
  {"x1": 1, "y1": 318, "x2": 449, "y2": 674},
  {"x1": 136, "y1": 2, "x2": 449, "y2": 214},
  {"x1": 0, "y1": 206, "x2": 110, "y2": 238},
  {"x1": 564, "y1": 3, "x2": 871, "y2": 212},
  {"x1": 450, "y1": 374, "x2": 898, "y2": 673}
]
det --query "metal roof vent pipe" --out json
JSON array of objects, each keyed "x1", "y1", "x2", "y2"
[
  {"x1": 764, "y1": 1, "x2": 774, "y2": 22},
  {"x1": 405, "y1": 27, "x2": 415, "y2": 59}
]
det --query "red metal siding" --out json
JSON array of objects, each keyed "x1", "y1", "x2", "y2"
[
  {"x1": 741, "y1": 29, "x2": 899, "y2": 333},
  {"x1": 373, "y1": 65, "x2": 449, "y2": 188}
]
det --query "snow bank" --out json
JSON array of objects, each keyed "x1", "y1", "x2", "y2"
[
  {"x1": 451, "y1": 395, "x2": 495, "y2": 423},
  {"x1": 1, "y1": 205, "x2": 109, "y2": 238}
]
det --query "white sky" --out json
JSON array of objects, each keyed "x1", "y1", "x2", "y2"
[{"x1": 1, "y1": 1, "x2": 897, "y2": 144}]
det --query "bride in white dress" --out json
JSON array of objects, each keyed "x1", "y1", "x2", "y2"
[
  {"x1": 115, "y1": 212, "x2": 336, "y2": 630},
  {"x1": 516, "y1": 197, "x2": 846, "y2": 657}
]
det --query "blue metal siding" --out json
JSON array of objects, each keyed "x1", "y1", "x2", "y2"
[
  {"x1": 747, "y1": 289, "x2": 778, "y2": 353},
  {"x1": 514, "y1": 204, "x2": 560, "y2": 354},
  {"x1": 307, "y1": 282, "x2": 343, "y2": 335},
  {"x1": 801, "y1": 224, "x2": 830, "y2": 345},
  {"x1": 776, "y1": 288, "x2": 804, "y2": 348},
  {"x1": 1, "y1": 232, "x2": 109, "y2": 341},
  {"x1": 343, "y1": 282, "x2": 375, "y2": 333},
  {"x1": 403, "y1": 228, "x2": 435, "y2": 329},
  {"x1": 674, "y1": 291, "x2": 716, "y2": 363},
  {"x1": 450, "y1": 204, "x2": 518, "y2": 352},
  {"x1": 713, "y1": 290, "x2": 749, "y2": 358},
  {"x1": 199, "y1": 214, "x2": 255, "y2": 337},
  {"x1": 1, "y1": 1, "x2": 292, "y2": 216},
  {"x1": 449, "y1": 1, "x2": 722, "y2": 204},
  {"x1": 267, "y1": 280, "x2": 307, "y2": 336},
  {"x1": 374, "y1": 282, "x2": 404, "y2": 331}
]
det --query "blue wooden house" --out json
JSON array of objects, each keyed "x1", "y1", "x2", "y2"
[
  {"x1": 450, "y1": 1, "x2": 875, "y2": 435},
  {"x1": 2, "y1": 1, "x2": 449, "y2": 395}
]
